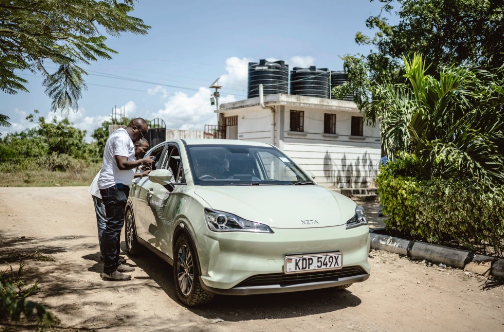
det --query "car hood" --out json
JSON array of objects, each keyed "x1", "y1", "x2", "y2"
[{"x1": 194, "y1": 185, "x2": 355, "y2": 229}]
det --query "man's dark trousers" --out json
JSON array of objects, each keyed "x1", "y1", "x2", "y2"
[{"x1": 100, "y1": 185, "x2": 130, "y2": 274}]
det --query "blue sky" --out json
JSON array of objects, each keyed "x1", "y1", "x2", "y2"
[{"x1": 0, "y1": 0, "x2": 397, "y2": 140}]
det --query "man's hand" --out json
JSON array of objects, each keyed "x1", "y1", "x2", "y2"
[
  {"x1": 141, "y1": 156, "x2": 155, "y2": 166},
  {"x1": 141, "y1": 170, "x2": 151, "y2": 177}
]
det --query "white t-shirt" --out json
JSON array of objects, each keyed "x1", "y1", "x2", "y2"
[
  {"x1": 98, "y1": 128, "x2": 136, "y2": 189},
  {"x1": 88, "y1": 173, "x2": 101, "y2": 199}
]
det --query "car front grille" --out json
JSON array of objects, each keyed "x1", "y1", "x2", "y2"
[{"x1": 235, "y1": 266, "x2": 367, "y2": 288}]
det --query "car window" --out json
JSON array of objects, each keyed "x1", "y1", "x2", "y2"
[
  {"x1": 144, "y1": 144, "x2": 166, "y2": 171},
  {"x1": 185, "y1": 145, "x2": 311, "y2": 186},
  {"x1": 164, "y1": 144, "x2": 185, "y2": 184}
]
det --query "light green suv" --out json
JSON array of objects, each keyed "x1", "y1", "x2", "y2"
[{"x1": 126, "y1": 139, "x2": 370, "y2": 306}]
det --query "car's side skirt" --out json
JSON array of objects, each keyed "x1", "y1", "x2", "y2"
[
  {"x1": 137, "y1": 236, "x2": 173, "y2": 266},
  {"x1": 199, "y1": 274, "x2": 369, "y2": 296}
]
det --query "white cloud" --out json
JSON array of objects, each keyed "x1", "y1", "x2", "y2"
[
  {"x1": 147, "y1": 85, "x2": 169, "y2": 99},
  {"x1": 289, "y1": 56, "x2": 315, "y2": 68},
  {"x1": 219, "y1": 57, "x2": 252, "y2": 89},
  {"x1": 148, "y1": 87, "x2": 236, "y2": 130}
]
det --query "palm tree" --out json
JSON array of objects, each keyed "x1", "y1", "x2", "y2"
[
  {"x1": 0, "y1": 114, "x2": 11, "y2": 127},
  {"x1": 370, "y1": 54, "x2": 504, "y2": 184}
]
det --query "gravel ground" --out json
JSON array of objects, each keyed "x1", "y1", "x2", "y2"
[{"x1": 0, "y1": 187, "x2": 503, "y2": 332}]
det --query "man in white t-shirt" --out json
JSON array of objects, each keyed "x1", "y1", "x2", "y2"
[
  {"x1": 89, "y1": 138, "x2": 151, "y2": 263},
  {"x1": 98, "y1": 119, "x2": 155, "y2": 281}
]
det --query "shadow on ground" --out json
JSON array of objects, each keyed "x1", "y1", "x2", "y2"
[{"x1": 127, "y1": 241, "x2": 363, "y2": 323}]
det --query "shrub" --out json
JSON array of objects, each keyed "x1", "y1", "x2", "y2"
[
  {"x1": 377, "y1": 163, "x2": 504, "y2": 257},
  {"x1": 37, "y1": 153, "x2": 87, "y2": 172}
]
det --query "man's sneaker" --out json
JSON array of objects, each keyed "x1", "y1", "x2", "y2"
[
  {"x1": 100, "y1": 270, "x2": 131, "y2": 281},
  {"x1": 117, "y1": 265, "x2": 135, "y2": 272}
]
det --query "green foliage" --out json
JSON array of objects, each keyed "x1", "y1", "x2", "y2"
[
  {"x1": 338, "y1": 0, "x2": 504, "y2": 123},
  {"x1": 0, "y1": 111, "x2": 93, "y2": 161},
  {"x1": 377, "y1": 161, "x2": 504, "y2": 257},
  {"x1": 0, "y1": 263, "x2": 58, "y2": 329},
  {"x1": 0, "y1": 113, "x2": 11, "y2": 127},
  {"x1": 91, "y1": 120, "x2": 112, "y2": 157},
  {"x1": 372, "y1": 54, "x2": 504, "y2": 184},
  {"x1": 0, "y1": 0, "x2": 150, "y2": 112},
  {"x1": 360, "y1": 0, "x2": 504, "y2": 75}
]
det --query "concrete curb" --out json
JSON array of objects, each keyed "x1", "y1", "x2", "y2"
[{"x1": 369, "y1": 232, "x2": 504, "y2": 277}]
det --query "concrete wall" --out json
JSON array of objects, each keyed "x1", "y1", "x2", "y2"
[
  {"x1": 281, "y1": 106, "x2": 381, "y2": 188},
  {"x1": 221, "y1": 105, "x2": 381, "y2": 188},
  {"x1": 166, "y1": 129, "x2": 204, "y2": 139},
  {"x1": 225, "y1": 107, "x2": 274, "y2": 144}
]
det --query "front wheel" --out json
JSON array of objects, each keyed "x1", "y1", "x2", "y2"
[
  {"x1": 173, "y1": 234, "x2": 214, "y2": 306},
  {"x1": 125, "y1": 208, "x2": 142, "y2": 255}
]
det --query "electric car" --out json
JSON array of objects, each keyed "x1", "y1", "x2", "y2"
[{"x1": 126, "y1": 139, "x2": 370, "y2": 306}]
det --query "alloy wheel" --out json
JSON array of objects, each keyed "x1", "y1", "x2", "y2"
[
  {"x1": 177, "y1": 245, "x2": 194, "y2": 296},
  {"x1": 126, "y1": 211, "x2": 134, "y2": 250}
]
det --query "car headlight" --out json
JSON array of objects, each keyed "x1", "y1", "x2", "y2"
[
  {"x1": 204, "y1": 208, "x2": 273, "y2": 233},
  {"x1": 346, "y1": 205, "x2": 367, "y2": 229}
]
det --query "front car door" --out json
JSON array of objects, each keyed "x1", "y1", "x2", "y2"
[
  {"x1": 134, "y1": 143, "x2": 168, "y2": 240},
  {"x1": 144, "y1": 142, "x2": 187, "y2": 258}
]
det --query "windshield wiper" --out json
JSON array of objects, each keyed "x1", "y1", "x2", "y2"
[
  {"x1": 293, "y1": 181, "x2": 314, "y2": 185},
  {"x1": 224, "y1": 182, "x2": 262, "y2": 186}
]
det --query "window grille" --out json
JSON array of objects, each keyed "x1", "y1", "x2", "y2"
[
  {"x1": 351, "y1": 117, "x2": 364, "y2": 136},
  {"x1": 290, "y1": 110, "x2": 304, "y2": 132},
  {"x1": 324, "y1": 113, "x2": 336, "y2": 134}
]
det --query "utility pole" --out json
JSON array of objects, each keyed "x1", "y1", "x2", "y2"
[{"x1": 209, "y1": 77, "x2": 222, "y2": 126}]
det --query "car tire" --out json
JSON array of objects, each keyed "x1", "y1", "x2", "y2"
[
  {"x1": 125, "y1": 208, "x2": 142, "y2": 256},
  {"x1": 173, "y1": 234, "x2": 214, "y2": 306}
]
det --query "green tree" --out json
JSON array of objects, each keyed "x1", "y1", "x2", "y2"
[
  {"x1": 358, "y1": 0, "x2": 504, "y2": 75},
  {"x1": 91, "y1": 120, "x2": 112, "y2": 158},
  {"x1": 333, "y1": 0, "x2": 504, "y2": 122},
  {"x1": 375, "y1": 54, "x2": 504, "y2": 184},
  {"x1": 0, "y1": 0, "x2": 149, "y2": 113}
]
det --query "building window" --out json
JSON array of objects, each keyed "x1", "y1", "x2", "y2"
[
  {"x1": 351, "y1": 116, "x2": 364, "y2": 136},
  {"x1": 324, "y1": 113, "x2": 336, "y2": 134},
  {"x1": 225, "y1": 116, "x2": 238, "y2": 126},
  {"x1": 290, "y1": 110, "x2": 304, "y2": 132}
]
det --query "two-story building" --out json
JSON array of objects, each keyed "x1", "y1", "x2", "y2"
[{"x1": 218, "y1": 93, "x2": 381, "y2": 189}]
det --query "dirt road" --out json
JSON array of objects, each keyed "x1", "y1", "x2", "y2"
[{"x1": 0, "y1": 187, "x2": 503, "y2": 331}]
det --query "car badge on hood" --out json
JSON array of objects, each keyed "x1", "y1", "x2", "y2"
[{"x1": 301, "y1": 220, "x2": 319, "y2": 225}]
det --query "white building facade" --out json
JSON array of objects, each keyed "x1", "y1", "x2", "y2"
[{"x1": 219, "y1": 94, "x2": 381, "y2": 189}]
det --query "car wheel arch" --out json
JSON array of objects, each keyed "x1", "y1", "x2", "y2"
[{"x1": 172, "y1": 220, "x2": 203, "y2": 273}]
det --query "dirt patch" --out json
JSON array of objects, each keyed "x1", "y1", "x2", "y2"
[{"x1": 0, "y1": 187, "x2": 503, "y2": 331}]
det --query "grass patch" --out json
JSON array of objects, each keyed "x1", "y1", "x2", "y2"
[{"x1": 0, "y1": 163, "x2": 100, "y2": 187}]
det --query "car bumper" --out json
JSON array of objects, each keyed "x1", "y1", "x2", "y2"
[{"x1": 196, "y1": 224, "x2": 370, "y2": 291}]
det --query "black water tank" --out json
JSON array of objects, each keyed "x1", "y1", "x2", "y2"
[
  {"x1": 331, "y1": 71, "x2": 353, "y2": 101},
  {"x1": 248, "y1": 59, "x2": 289, "y2": 98},
  {"x1": 290, "y1": 66, "x2": 330, "y2": 98}
]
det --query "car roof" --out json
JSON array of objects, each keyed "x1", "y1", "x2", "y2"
[{"x1": 182, "y1": 139, "x2": 272, "y2": 147}]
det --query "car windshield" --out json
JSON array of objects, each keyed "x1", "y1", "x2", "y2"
[{"x1": 186, "y1": 144, "x2": 312, "y2": 186}]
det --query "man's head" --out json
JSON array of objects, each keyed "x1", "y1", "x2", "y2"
[
  {"x1": 127, "y1": 118, "x2": 148, "y2": 142},
  {"x1": 134, "y1": 138, "x2": 149, "y2": 159}
]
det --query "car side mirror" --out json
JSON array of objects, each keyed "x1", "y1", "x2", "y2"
[
  {"x1": 149, "y1": 169, "x2": 175, "y2": 192},
  {"x1": 307, "y1": 171, "x2": 316, "y2": 179}
]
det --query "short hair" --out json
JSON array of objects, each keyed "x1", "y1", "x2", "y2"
[
  {"x1": 128, "y1": 118, "x2": 148, "y2": 128},
  {"x1": 135, "y1": 138, "x2": 149, "y2": 146}
]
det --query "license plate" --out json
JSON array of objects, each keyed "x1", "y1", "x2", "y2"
[{"x1": 284, "y1": 252, "x2": 343, "y2": 274}]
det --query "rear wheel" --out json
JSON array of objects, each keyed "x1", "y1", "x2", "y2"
[
  {"x1": 125, "y1": 208, "x2": 142, "y2": 255},
  {"x1": 173, "y1": 234, "x2": 214, "y2": 306}
]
